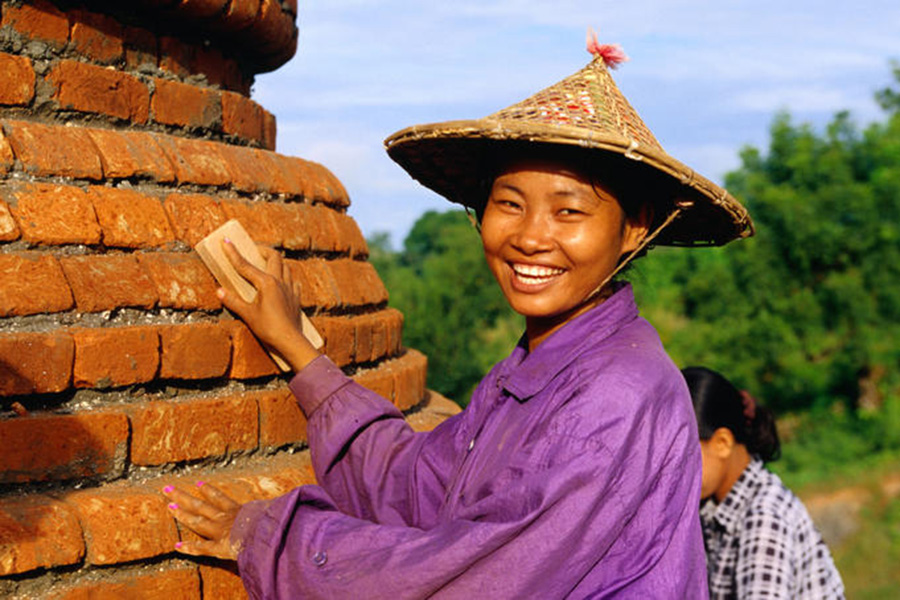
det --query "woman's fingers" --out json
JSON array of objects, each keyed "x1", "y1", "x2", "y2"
[
  {"x1": 165, "y1": 485, "x2": 221, "y2": 521},
  {"x1": 197, "y1": 481, "x2": 241, "y2": 512}
]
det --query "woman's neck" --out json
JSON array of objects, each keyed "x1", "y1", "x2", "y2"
[{"x1": 525, "y1": 285, "x2": 615, "y2": 351}]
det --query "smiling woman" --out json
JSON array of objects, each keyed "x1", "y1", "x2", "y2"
[{"x1": 167, "y1": 35, "x2": 753, "y2": 598}]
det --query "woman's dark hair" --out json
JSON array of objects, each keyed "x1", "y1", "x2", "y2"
[{"x1": 682, "y1": 366, "x2": 781, "y2": 462}]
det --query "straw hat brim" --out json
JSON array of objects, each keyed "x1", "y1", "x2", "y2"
[{"x1": 385, "y1": 118, "x2": 754, "y2": 247}]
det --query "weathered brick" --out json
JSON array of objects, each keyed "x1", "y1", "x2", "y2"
[
  {"x1": 291, "y1": 258, "x2": 341, "y2": 309},
  {"x1": 4, "y1": 182, "x2": 101, "y2": 245},
  {"x1": 72, "y1": 326, "x2": 159, "y2": 388},
  {"x1": 198, "y1": 564, "x2": 246, "y2": 600},
  {"x1": 0, "y1": 253, "x2": 73, "y2": 316},
  {"x1": 89, "y1": 186, "x2": 175, "y2": 248},
  {"x1": 266, "y1": 201, "x2": 311, "y2": 251},
  {"x1": 68, "y1": 9, "x2": 124, "y2": 64},
  {"x1": 0, "y1": 0, "x2": 69, "y2": 50},
  {"x1": 158, "y1": 322, "x2": 231, "y2": 380},
  {"x1": 48, "y1": 60, "x2": 150, "y2": 123},
  {"x1": 124, "y1": 25, "x2": 157, "y2": 70},
  {"x1": 242, "y1": 0, "x2": 294, "y2": 54},
  {"x1": 62, "y1": 488, "x2": 180, "y2": 565},
  {"x1": 0, "y1": 411, "x2": 128, "y2": 483},
  {"x1": 333, "y1": 212, "x2": 369, "y2": 258},
  {"x1": 137, "y1": 252, "x2": 221, "y2": 310},
  {"x1": 47, "y1": 566, "x2": 202, "y2": 600},
  {"x1": 59, "y1": 254, "x2": 158, "y2": 312},
  {"x1": 163, "y1": 192, "x2": 228, "y2": 246},
  {"x1": 208, "y1": 460, "x2": 314, "y2": 504},
  {"x1": 129, "y1": 395, "x2": 258, "y2": 465},
  {"x1": 159, "y1": 36, "x2": 193, "y2": 77},
  {"x1": 220, "y1": 199, "x2": 282, "y2": 246},
  {"x1": 306, "y1": 203, "x2": 341, "y2": 252},
  {"x1": 154, "y1": 134, "x2": 231, "y2": 186},
  {"x1": 215, "y1": 0, "x2": 260, "y2": 33},
  {"x1": 313, "y1": 161, "x2": 351, "y2": 207},
  {"x1": 152, "y1": 78, "x2": 220, "y2": 128},
  {"x1": 0, "y1": 496, "x2": 84, "y2": 576},
  {"x1": 355, "y1": 260, "x2": 389, "y2": 305},
  {"x1": 353, "y1": 313, "x2": 374, "y2": 364},
  {"x1": 0, "y1": 128, "x2": 13, "y2": 174},
  {"x1": 272, "y1": 154, "x2": 316, "y2": 200},
  {"x1": 221, "y1": 90, "x2": 263, "y2": 142},
  {"x1": 329, "y1": 260, "x2": 369, "y2": 307},
  {"x1": 0, "y1": 199, "x2": 19, "y2": 240},
  {"x1": 353, "y1": 365, "x2": 395, "y2": 403},
  {"x1": 394, "y1": 350, "x2": 428, "y2": 410},
  {"x1": 0, "y1": 52, "x2": 35, "y2": 106},
  {"x1": 354, "y1": 311, "x2": 389, "y2": 363},
  {"x1": 86, "y1": 128, "x2": 176, "y2": 182},
  {"x1": 384, "y1": 307, "x2": 404, "y2": 355},
  {"x1": 311, "y1": 315, "x2": 354, "y2": 367},
  {"x1": 0, "y1": 332, "x2": 73, "y2": 396},
  {"x1": 256, "y1": 388, "x2": 306, "y2": 448},
  {"x1": 216, "y1": 143, "x2": 277, "y2": 193},
  {"x1": 226, "y1": 320, "x2": 279, "y2": 379},
  {"x1": 2, "y1": 119, "x2": 104, "y2": 180},
  {"x1": 261, "y1": 108, "x2": 277, "y2": 150}
]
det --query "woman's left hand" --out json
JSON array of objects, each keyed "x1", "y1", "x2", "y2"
[{"x1": 164, "y1": 482, "x2": 242, "y2": 560}]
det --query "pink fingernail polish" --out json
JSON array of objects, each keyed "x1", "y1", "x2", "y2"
[
  {"x1": 175, "y1": 541, "x2": 184, "y2": 549},
  {"x1": 196, "y1": 481, "x2": 205, "y2": 488},
  {"x1": 163, "y1": 485, "x2": 174, "y2": 494},
  {"x1": 168, "y1": 503, "x2": 179, "y2": 510},
  {"x1": 224, "y1": 237, "x2": 232, "y2": 244}
]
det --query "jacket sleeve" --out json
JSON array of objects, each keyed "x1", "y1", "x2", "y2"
[{"x1": 286, "y1": 355, "x2": 461, "y2": 527}]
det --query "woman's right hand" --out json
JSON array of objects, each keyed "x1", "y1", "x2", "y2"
[{"x1": 218, "y1": 240, "x2": 320, "y2": 372}]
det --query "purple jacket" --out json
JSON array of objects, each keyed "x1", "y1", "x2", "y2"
[{"x1": 232, "y1": 284, "x2": 708, "y2": 598}]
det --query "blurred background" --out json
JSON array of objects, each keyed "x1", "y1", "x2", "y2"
[{"x1": 256, "y1": 2, "x2": 900, "y2": 596}]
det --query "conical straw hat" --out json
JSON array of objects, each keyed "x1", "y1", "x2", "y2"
[{"x1": 385, "y1": 45, "x2": 753, "y2": 247}]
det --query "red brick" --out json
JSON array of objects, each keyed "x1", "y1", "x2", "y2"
[
  {"x1": 256, "y1": 388, "x2": 306, "y2": 447},
  {"x1": 312, "y1": 315, "x2": 354, "y2": 367},
  {"x1": 199, "y1": 564, "x2": 246, "y2": 600},
  {"x1": 62, "y1": 488, "x2": 180, "y2": 565},
  {"x1": 47, "y1": 566, "x2": 202, "y2": 600},
  {"x1": 48, "y1": 60, "x2": 150, "y2": 123},
  {"x1": 221, "y1": 90, "x2": 263, "y2": 142},
  {"x1": 261, "y1": 108, "x2": 277, "y2": 150},
  {"x1": 355, "y1": 260, "x2": 389, "y2": 305},
  {"x1": 272, "y1": 154, "x2": 316, "y2": 200},
  {"x1": 193, "y1": 46, "x2": 243, "y2": 91},
  {"x1": 154, "y1": 134, "x2": 231, "y2": 186},
  {"x1": 0, "y1": 52, "x2": 35, "y2": 106},
  {"x1": 86, "y1": 128, "x2": 176, "y2": 182},
  {"x1": 0, "y1": 332, "x2": 73, "y2": 396},
  {"x1": 242, "y1": 0, "x2": 294, "y2": 53},
  {"x1": 0, "y1": 199, "x2": 19, "y2": 240},
  {"x1": 158, "y1": 322, "x2": 231, "y2": 379},
  {"x1": 159, "y1": 36, "x2": 193, "y2": 77},
  {"x1": 152, "y1": 78, "x2": 220, "y2": 128},
  {"x1": 258, "y1": 202, "x2": 309, "y2": 251},
  {"x1": 306, "y1": 203, "x2": 341, "y2": 252},
  {"x1": 394, "y1": 350, "x2": 428, "y2": 410},
  {"x1": 226, "y1": 320, "x2": 279, "y2": 379},
  {"x1": 163, "y1": 192, "x2": 228, "y2": 246},
  {"x1": 5, "y1": 182, "x2": 101, "y2": 245},
  {"x1": 179, "y1": 0, "x2": 231, "y2": 19},
  {"x1": 68, "y1": 9, "x2": 124, "y2": 64},
  {"x1": 333, "y1": 212, "x2": 368, "y2": 258},
  {"x1": 0, "y1": 496, "x2": 84, "y2": 576},
  {"x1": 353, "y1": 314, "x2": 374, "y2": 364},
  {"x1": 72, "y1": 326, "x2": 159, "y2": 388},
  {"x1": 220, "y1": 199, "x2": 282, "y2": 246},
  {"x1": 89, "y1": 186, "x2": 175, "y2": 248},
  {"x1": 0, "y1": 411, "x2": 128, "y2": 483},
  {"x1": 0, "y1": 253, "x2": 73, "y2": 317},
  {"x1": 353, "y1": 365, "x2": 395, "y2": 402},
  {"x1": 368, "y1": 311, "x2": 390, "y2": 361},
  {"x1": 384, "y1": 308, "x2": 405, "y2": 355},
  {"x1": 0, "y1": 0, "x2": 69, "y2": 50},
  {"x1": 59, "y1": 255, "x2": 158, "y2": 312},
  {"x1": 129, "y1": 394, "x2": 259, "y2": 465},
  {"x1": 124, "y1": 25, "x2": 157, "y2": 70},
  {"x1": 330, "y1": 260, "x2": 368, "y2": 307},
  {"x1": 207, "y1": 460, "x2": 314, "y2": 504},
  {"x1": 292, "y1": 258, "x2": 341, "y2": 309},
  {"x1": 2, "y1": 119, "x2": 103, "y2": 180},
  {"x1": 216, "y1": 143, "x2": 278, "y2": 193},
  {"x1": 137, "y1": 252, "x2": 221, "y2": 310},
  {"x1": 0, "y1": 128, "x2": 13, "y2": 174}
]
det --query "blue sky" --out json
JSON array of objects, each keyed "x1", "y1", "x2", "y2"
[{"x1": 254, "y1": 1, "x2": 900, "y2": 247}]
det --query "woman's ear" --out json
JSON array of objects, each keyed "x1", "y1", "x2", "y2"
[
  {"x1": 709, "y1": 427, "x2": 736, "y2": 459},
  {"x1": 621, "y1": 203, "x2": 653, "y2": 254}
]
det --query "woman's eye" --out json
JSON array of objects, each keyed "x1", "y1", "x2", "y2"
[{"x1": 559, "y1": 208, "x2": 584, "y2": 216}]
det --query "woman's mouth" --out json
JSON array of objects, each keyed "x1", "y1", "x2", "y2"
[{"x1": 510, "y1": 263, "x2": 565, "y2": 286}]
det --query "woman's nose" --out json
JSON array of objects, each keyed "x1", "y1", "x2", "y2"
[{"x1": 511, "y1": 212, "x2": 553, "y2": 254}]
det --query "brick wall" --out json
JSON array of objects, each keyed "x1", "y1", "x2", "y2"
[{"x1": 0, "y1": 2, "x2": 456, "y2": 597}]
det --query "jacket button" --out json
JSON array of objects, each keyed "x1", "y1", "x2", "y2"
[{"x1": 312, "y1": 550, "x2": 328, "y2": 566}]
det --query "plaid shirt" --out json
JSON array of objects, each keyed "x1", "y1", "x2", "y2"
[{"x1": 700, "y1": 459, "x2": 845, "y2": 599}]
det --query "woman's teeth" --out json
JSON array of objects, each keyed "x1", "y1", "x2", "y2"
[{"x1": 512, "y1": 264, "x2": 564, "y2": 284}]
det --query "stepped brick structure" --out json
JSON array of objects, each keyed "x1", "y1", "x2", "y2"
[{"x1": 0, "y1": 1, "x2": 457, "y2": 597}]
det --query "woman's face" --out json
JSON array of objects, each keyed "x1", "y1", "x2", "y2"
[{"x1": 480, "y1": 159, "x2": 647, "y2": 342}]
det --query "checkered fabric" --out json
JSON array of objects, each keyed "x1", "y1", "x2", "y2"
[{"x1": 700, "y1": 459, "x2": 845, "y2": 599}]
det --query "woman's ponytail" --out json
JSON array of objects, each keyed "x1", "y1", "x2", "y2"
[{"x1": 682, "y1": 366, "x2": 781, "y2": 463}]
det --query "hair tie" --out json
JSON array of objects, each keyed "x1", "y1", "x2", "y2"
[{"x1": 740, "y1": 390, "x2": 757, "y2": 424}]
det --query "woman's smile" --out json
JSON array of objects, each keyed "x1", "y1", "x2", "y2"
[{"x1": 508, "y1": 262, "x2": 566, "y2": 288}]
